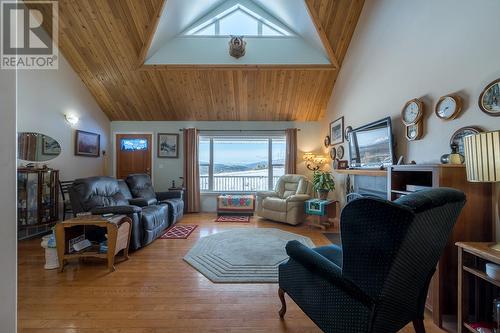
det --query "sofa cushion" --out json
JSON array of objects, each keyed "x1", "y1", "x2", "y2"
[
  {"x1": 141, "y1": 205, "x2": 168, "y2": 231},
  {"x1": 263, "y1": 197, "x2": 287, "y2": 211},
  {"x1": 126, "y1": 174, "x2": 156, "y2": 200},
  {"x1": 69, "y1": 176, "x2": 128, "y2": 213}
]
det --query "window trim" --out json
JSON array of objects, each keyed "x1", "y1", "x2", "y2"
[
  {"x1": 199, "y1": 134, "x2": 286, "y2": 193},
  {"x1": 184, "y1": 3, "x2": 293, "y2": 37}
]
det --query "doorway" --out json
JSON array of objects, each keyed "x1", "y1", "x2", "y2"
[{"x1": 115, "y1": 133, "x2": 153, "y2": 180}]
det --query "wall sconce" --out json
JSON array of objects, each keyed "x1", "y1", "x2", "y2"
[
  {"x1": 64, "y1": 113, "x2": 79, "y2": 126},
  {"x1": 303, "y1": 153, "x2": 327, "y2": 171}
]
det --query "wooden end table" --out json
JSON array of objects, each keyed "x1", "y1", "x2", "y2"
[
  {"x1": 456, "y1": 242, "x2": 500, "y2": 333},
  {"x1": 304, "y1": 199, "x2": 339, "y2": 230},
  {"x1": 55, "y1": 215, "x2": 132, "y2": 272}
]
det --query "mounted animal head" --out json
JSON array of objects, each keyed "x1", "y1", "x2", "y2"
[{"x1": 229, "y1": 36, "x2": 246, "y2": 59}]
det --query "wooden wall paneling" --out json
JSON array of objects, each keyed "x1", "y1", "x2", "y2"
[{"x1": 26, "y1": 0, "x2": 364, "y2": 121}]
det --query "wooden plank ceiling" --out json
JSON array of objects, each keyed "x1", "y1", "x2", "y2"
[{"x1": 30, "y1": 0, "x2": 364, "y2": 121}]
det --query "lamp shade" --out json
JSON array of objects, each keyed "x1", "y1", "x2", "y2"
[{"x1": 464, "y1": 130, "x2": 500, "y2": 182}]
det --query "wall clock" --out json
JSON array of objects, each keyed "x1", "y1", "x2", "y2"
[
  {"x1": 324, "y1": 135, "x2": 331, "y2": 148},
  {"x1": 435, "y1": 95, "x2": 462, "y2": 120},
  {"x1": 405, "y1": 123, "x2": 423, "y2": 141},
  {"x1": 329, "y1": 147, "x2": 337, "y2": 160},
  {"x1": 401, "y1": 98, "x2": 424, "y2": 126},
  {"x1": 337, "y1": 145, "x2": 345, "y2": 159}
]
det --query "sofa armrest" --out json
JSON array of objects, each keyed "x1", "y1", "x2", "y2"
[
  {"x1": 286, "y1": 194, "x2": 310, "y2": 203},
  {"x1": 285, "y1": 240, "x2": 373, "y2": 307},
  {"x1": 129, "y1": 197, "x2": 157, "y2": 207},
  {"x1": 156, "y1": 191, "x2": 183, "y2": 201},
  {"x1": 91, "y1": 205, "x2": 141, "y2": 215}
]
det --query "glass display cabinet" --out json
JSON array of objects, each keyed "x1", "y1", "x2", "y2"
[{"x1": 17, "y1": 168, "x2": 59, "y2": 239}]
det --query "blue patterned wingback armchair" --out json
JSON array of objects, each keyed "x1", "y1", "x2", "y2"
[{"x1": 278, "y1": 188, "x2": 466, "y2": 333}]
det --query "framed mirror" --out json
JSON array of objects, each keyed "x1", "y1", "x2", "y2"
[
  {"x1": 18, "y1": 132, "x2": 61, "y2": 162},
  {"x1": 479, "y1": 78, "x2": 500, "y2": 116}
]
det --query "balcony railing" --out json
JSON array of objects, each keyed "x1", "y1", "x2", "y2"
[{"x1": 200, "y1": 175, "x2": 281, "y2": 192}]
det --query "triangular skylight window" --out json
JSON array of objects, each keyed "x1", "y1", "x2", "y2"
[{"x1": 185, "y1": 3, "x2": 292, "y2": 37}]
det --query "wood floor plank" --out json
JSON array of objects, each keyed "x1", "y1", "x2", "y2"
[{"x1": 18, "y1": 213, "x2": 445, "y2": 332}]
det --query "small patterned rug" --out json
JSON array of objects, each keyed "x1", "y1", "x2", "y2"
[
  {"x1": 160, "y1": 225, "x2": 197, "y2": 239},
  {"x1": 215, "y1": 215, "x2": 251, "y2": 223}
]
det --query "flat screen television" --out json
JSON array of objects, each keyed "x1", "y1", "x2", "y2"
[{"x1": 348, "y1": 117, "x2": 395, "y2": 169}]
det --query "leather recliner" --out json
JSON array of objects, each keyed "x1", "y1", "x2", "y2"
[
  {"x1": 256, "y1": 174, "x2": 312, "y2": 225},
  {"x1": 69, "y1": 176, "x2": 169, "y2": 250},
  {"x1": 125, "y1": 174, "x2": 184, "y2": 226}
]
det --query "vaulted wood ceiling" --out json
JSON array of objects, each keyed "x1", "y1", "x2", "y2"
[{"x1": 31, "y1": 0, "x2": 364, "y2": 121}]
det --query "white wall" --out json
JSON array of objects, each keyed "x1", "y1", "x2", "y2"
[
  {"x1": 111, "y1": 121, "x2": 323, "y2": 211},
  {"x1": 321, "y1": 0, "x2": 500, "y2": 236},
  {"x1": 17, "y1": 53, "x2": 111, "y2": 181},
  {"x1": 147, "y1": 37, "x2": 330, "y2": 65},
  {"x1": 0, "y1": 56, "x2": 17, "y2": 332}
]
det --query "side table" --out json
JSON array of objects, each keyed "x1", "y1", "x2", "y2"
[
  {"x1": 55, "y1": 215, "x2": 132, "y2": 272},
  {"x1": 304, "y1": 199, "x2": 339, "y2": 230}
]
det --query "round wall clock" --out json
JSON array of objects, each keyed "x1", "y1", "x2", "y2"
[
  {"x1": 345, "y1": 126, "x2": 353, "y2": 141},
  {"x1": 401, "y1": 98, "x2": 424, "y2": 125},
  {"x1": 337, "y1": 145, "x2": 344, "y2": 159},
  {"x1": 435, "y1": 95, "x2": 462, "y2": 120},
  {"x1": 479, "y1": 78, "x2": 500, "y2": 116},
  {"x1": 450, "y1": 126, "x2": 482, "y2": 155},
  {"x1": 329, "y1": 147, "x2": 337, "y2": 160},
  {"x1": 324, "y1": 135, "x2": 331, "y2": 147}
]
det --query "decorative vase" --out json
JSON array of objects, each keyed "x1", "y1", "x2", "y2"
[{"x1": 317, "y1": 190, "x2": 329, "y2": 200}]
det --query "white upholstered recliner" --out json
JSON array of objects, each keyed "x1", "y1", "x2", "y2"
[{"x1": 256, "y1": 174, "x2": 312, "y2": 225}]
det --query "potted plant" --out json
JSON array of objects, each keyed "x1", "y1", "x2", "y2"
[{"x1": 312, "y1": 170, "x2": 335, "y2": 200}]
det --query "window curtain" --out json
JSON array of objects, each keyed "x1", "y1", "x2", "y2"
[
  {"x1": 285, "y1": 128, "x2": 298, "y2": 174},
  {"x1": 183, "y1": 128, "x2": 200, "y2": 213}
]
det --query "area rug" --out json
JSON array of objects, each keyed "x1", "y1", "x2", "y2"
[
  {"x1": 323, "y1": 232, "x2": 341, "y2": 246},
  {"x1": 215, "y1": 215, "x2": 250, "y2": 223},
  {"x1": 160, "y1": 225, "x2": 197, "y2": 239},
  {"x1": 184, "y1": 228, "x2": 314, "y2": 283}
]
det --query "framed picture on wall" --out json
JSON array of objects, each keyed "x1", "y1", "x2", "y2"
[
  {"x1": 330, "y1": 116, "x2": 344, "y2": 146},
  {"x1": 158, "y1": 133, "x2": 179, "y2": 158},
  {"x1": 75, "y1": 130, "x2": 100, "y2": 157}
]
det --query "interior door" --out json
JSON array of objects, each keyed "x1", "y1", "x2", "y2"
[{"x1": 115, "y1": 134, "x2": 152, "y2": 180}]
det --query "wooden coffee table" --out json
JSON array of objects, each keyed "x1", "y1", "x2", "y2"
[{"x1": 55, "y1": 215, "x2": 132, "y2": 272}]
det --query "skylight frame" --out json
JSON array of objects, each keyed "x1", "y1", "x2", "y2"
[{"x1": 183, "y1": 3, "x2": 293, "y2": 37}]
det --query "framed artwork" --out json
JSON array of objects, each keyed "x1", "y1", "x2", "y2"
[
  {"x1": 324, "y1": 135, "x2": 331, "y2": 148},
  {"x1": 158, "y1": 133, "x2": 179, "y2": 158},
  {"x1": 479, "y1": 78, "x2": 500, "y2": 116},
  {"x1": 75, "y1": 130, "x2": 100, "y2": 157},
  {"x1": 330, "y1": 116, "x2": 344, "y2": 146},
  {"x1": 42, "y1": 136, "x2": 61, "y2": 155}
]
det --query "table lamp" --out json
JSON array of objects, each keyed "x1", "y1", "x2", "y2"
[{"x1": 463, "y1": 130, "x2": 500, "y2": 250}]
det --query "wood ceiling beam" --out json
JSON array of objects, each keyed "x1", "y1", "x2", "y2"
[
  {"x1": 305, "y1": 0, "x2": 340, "y2": 69},
  {"x1": 137, "y1": 0, "x2": 166, "y2": 68}
]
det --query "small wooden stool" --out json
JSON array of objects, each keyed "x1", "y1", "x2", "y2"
[
  {"x1": 304, "y1": 199, "x2": 339, "y2": 230},
  {"x1": 55, "y1": 215, "x2": 132, "y2": 272}
]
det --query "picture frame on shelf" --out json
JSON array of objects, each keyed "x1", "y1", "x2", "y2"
[
  {"x1": 330, "y1": 116, "x2": 344, "y2": 146},
  {"x1": 337, "y1": 160, "x2": 348, "y2": 169},
  {"x1": 75, "y1": 130, "x2": 100, "y2": 157},
  {"x1": 157, "y1": 133, "x2": 179, "y2": 158}
]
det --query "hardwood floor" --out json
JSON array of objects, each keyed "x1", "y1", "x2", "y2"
[{"x1": 18, "y1": 213, "x2": 446, "y2": 332}]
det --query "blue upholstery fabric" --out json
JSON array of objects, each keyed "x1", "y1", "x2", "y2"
[{"x1": 279, "y1": 188, "x2": 466, "y2": 333}]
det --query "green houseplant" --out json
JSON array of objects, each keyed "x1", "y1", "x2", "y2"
[{"x1": 312, "y1": 170, "x2": 335, "y2": 200}]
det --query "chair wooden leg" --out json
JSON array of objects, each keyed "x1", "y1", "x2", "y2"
[
  {"x1": 412, "y1": 319, "x2": 426, "y2": 333},
  {"x1": 278, "y1": 288, "x2": 287, "y2": 319}
]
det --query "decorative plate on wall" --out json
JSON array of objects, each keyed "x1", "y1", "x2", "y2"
[
  {"x1": 324, "y1": 135, "x2": 331, "y2": 148},
  {"x1": 337, "y1": 145, "x2": 345, "y2": 159},
  {"x1": 479, "y1": 78, "x2": 500, "y2": 116},
  {"x1": 450, "y1": 126, "x2": 482, "y2": 156},
  {"x1": 435, "y1": 95, "x2": 462, "y2": 120},
  {"x1": 329, "y1": 147, "x2": 337, "y2": 160}
]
